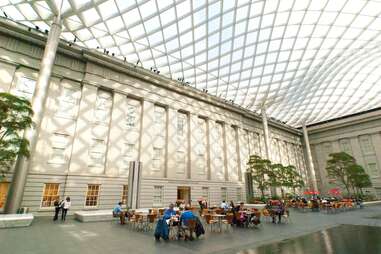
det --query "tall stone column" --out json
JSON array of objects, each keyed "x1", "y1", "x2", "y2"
[
  {"x1": 261, "y1": 108, "x2": 271, "y2": 160},
  {"x1": 302, "y1": 124, "x2": 318, "y2": 191},
  {"x1": 261, "y1": 107, "x2": 275, "y2": 196},
  {"x1": 5, "y1": 15, "x2": 62, "y2": 213}
]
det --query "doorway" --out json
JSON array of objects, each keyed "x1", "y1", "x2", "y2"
[{"x1": 177, "y1": 186, "x2": 191, "y2": 205}]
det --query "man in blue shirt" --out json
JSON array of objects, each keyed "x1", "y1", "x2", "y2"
[
  {"x1": 113, "y1": 202, "x2": 125, "y2": 224},
  {"x1": 180, "y1": 205, "x2": 195, "y2": 226},
  {"x1": 163, "y1": 203, "x2": 176, "y2": 219}
]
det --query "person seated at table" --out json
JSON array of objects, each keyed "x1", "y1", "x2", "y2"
[
  {"x1": 163, "y1": 203, "x2": 176, "y2": 220},
  {"x1": 233, "y1": 202, "x2": 248, "y2": 227},
  {"x1": 113, "y1": 202, "x2": 126, "y2": 224},
  {"x1": 220, "y1": 200, "x2": 229, "y2": 210},
  {"x1": 274, "y1": 201, "x2": 285, "y2": 224},
  {"x1": 180, "y1": 205, "x2": 196, "y2": 240},
  {"x1": 229, "y1": 201, "x2": 235, "y2": 210}
]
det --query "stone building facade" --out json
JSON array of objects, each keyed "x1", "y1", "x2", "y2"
[
  {"x1": 0, "y1": 19, "x2": 308, "y2": 214},
  {"x1": 308, "y1": 109, "x2": 381, "y2": 197}
]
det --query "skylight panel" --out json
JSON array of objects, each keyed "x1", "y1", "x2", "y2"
[
  {"x1": 176, "y1": 0, "x2": 190, "y2": 18},
  {"x1": 106, "y1": 16, "x2": 124, "y2": 34},
  {"x1": 2, "y1": 5, "x2": 25, "y2": 20},
  {"x1": 122, "y1": 8, "x2": 140, "y2": 27},
  {"x1": 82, "y1": 8, "x2": 100, "y2": 26},
  {"x1": 98, "y1": 1, "x2": 118, "y2": 20},
  {"x1": 18, "y1": 3, "x2": 38, "y2": 20},
  {"x1": 72, "y1": 0, "x2": 91, "y2": 9},
  {"x1": 139, "y1": 1, "x2": 157, "y2": 19},
  {"x1": 129, "y1": 24, "x2": 145, "y2": 39}
]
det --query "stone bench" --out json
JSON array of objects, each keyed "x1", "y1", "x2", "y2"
[
  {"x1": 0, "y1": 214, "x2": 34, "y2": 229},
  {"x1": 74, "y1": 208, "x2": 156, "y2": 222},
  {"x1": 74, "y1": 210, "x2": 115, "y2": 222}
]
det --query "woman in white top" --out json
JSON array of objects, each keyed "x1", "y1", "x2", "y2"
[{"x1": 61, "y1": 197, "x2": 71, "y2": 221}]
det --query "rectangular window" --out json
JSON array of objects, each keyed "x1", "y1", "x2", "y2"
[
  {"x1": 221, "y1": 187, "x2": 228, "y2": 202},
  {"x1": 236, "y1": 188, "x2": 242, "y2": 202},
  {"x1": 85, "y1": 184, "x2": 100, "y2": 207},
  {"x1": 123, "y1": 143, "x2": 136, "y2": 168},
  {"x1": 368, "y1": 162, "x2": 378, "y2": 176},
  {"x1": 359, "y1": 135, "x2": 375, "y2": 155},
  {"x1": 41, "y1": 183, "x2": 60, "y2": 208},
  {"x1": 0, "y1": 182, "x2": 10, "y2": 209},
  {"x1": 154, "y1": 106, "x2": 166, "y2": 136},
  {"x1": 15, "y1": 77, "x2": 36, "y2": 101},
  {"x1": 126, "y1": 104, "x2": 137, "y2": 129},
  {"x1": 88, "y1": 139, "x2": 106, "y2": 167},
  {"x1": 339, "y1": 138, "x2": 352, "y2": 155},
  {"x1": 56, "y1": 86, "x2": 81, "y2": 118},
  {"x1": 197, "y1": 154, "x2": 206, "y2": 174},
  {"x1": 176, "y1": 150, "x2": 186, "y2": 173},
  {"x1": 49, "y1": 133, "x2": 69, "y2": 164},
  {"x1": 152, "y1": 147, "x2": 163, "y2": 171},
  {"x1": 177, "y1": 113, "x2": 186, "y2": 137},
  {"x1": 94, "y1": 90, "x2": 112, "y2": 123},
  {"x1": 153, "y1": 186, "x2": 163, "y2": 207},
  {"x1": 121, "y1": 185, "x2": 128, "y2": 205}
]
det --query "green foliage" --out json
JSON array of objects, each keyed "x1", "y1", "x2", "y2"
[
  {"x1": 0, "y1": 93, "x2": 33, "y2": 177},
  {"x1": 326, "y1": 152, "x2": 372, "y2": 196},
  {"x1": 247, "y1": 155, "x2": 271, "y2": 199},
  {"x1": 326, "y1": 152, "x2": 356, "y2": 194},
  {"x1": 247, "y1": 155, "x2": 305, "y2": 199},
  {"x1": 347, "y1": 164, "x2": 372, "y2": 195}
]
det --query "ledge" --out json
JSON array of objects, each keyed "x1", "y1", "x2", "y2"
[{"x1": 0, "y1": 214, "x2": 34, "y2": 229}]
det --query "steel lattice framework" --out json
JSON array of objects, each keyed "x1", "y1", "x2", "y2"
[{"x1": 1, "y1": 0, "x2": 381, "y2": 127}]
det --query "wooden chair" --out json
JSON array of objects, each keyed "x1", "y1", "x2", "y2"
[
  {"x1": 281, "y1": 210, "x2": 291, "y2": 224},
  {"x1": 183, "y1": 219, "x2": 197, "y2": 240},
  {"x1": 146, "y1": 214, "x2": 157, "y2": 231},
  {"x1": 204, "y1": 214, "x2": 218, "y2": 232},
  {"x1": 261, "y1": 209, "x2": 271, "y2": 223},
  {"x1": 221, "y1": 214, "x2": 234, "y2": 231}
]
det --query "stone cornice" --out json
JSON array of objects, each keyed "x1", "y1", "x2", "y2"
[{"x1": 0, "y1": 17, "x2": 301, "y2": 136}]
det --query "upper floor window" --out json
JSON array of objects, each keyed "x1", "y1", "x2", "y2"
[
  {"x1": 152, "y1": 147, "x2": 163, "y2": 171},
  {"x1": 359, "y1": 135, "x2": 375, "y2": 155},
  {"x1": 15, "y1": 77, "x2": 36, "y2": 101},
  {"x1": 126, "y1": 104, "x2": 137, "y2": 129},
  {"x1": 94, "y1": 90, "x2": 112, "y2": 123},
  {"x1": 88, "y1": 139, "x2": 106, "y2": 167},
  {"x1": 339, "y1": 138, "x2": 352, "y2": 155},
  {"x1": 49, "y1": 133, "x2": 69, "y2": 164},
  {"x1": 177, "y1": 113, "x2": 187, "y2": 137},
  {"x1": 56, "y1": 85, "x2": 81, "y2": 119}
]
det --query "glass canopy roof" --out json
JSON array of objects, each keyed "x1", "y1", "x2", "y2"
[{"x1": 1, "y1": 0, "x2": 381, "y2": 127}]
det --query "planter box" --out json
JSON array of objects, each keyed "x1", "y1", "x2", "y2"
[
  {"x1": 245, "y1": 204, "x2": 266, "y2": 210},
  {"x1": 74, "y1": 210, "x2": 114, "y2": 222},
  {"x1": 0, "y1": 214, "x2": 34, "y2": 229}
]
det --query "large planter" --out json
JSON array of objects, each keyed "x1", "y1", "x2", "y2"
[{"x1": 245, "y1": 204, "x2": 266, "y2": 210}]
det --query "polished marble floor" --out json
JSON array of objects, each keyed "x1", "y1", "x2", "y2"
[{"x1": 2, "y1": 206, "x2": 381, "y2": 254}]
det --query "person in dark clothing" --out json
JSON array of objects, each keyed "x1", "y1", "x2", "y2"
[{"x1": 53, "y1": 199, "x2": 61, "y2": 221}]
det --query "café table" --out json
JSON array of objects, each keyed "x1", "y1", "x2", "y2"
[{"x1": 212, "y1": 214, "x2": 226, "y2": 232}]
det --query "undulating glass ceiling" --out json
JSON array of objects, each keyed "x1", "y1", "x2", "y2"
[{"x1": 1, "y1": 0, "x2": 381, "y2": 127}]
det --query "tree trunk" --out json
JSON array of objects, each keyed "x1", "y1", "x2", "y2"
[{"x1": 260, "y1": 188, "x2": 265, "y2": 199}]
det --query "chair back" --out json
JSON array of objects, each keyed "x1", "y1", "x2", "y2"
[
  {"x1": 159, "y1": 208, "x2": 165, "y2": 215},
  {"x1": 225, "y1": 214, "x2": 234, "y2": 224},
  {"x1": 204, "y1": 214, "x2": 212, "y2": 224},
  {"x1": 148, "y1": 214, "x2": 157, "y2": 223},
  {"x1": 187, "y1": 219, "x2": 197, "y2": 230}
]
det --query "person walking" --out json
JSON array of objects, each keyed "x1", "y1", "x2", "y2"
[
  {"x1": 61, "y1": 197, "x2": 71, "y2": 221},
  {"x1": 53, "y1": 199, "x2": 61, "y2": 221}
]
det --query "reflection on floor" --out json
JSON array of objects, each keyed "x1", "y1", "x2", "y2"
[
  {"x1": 238, "y1": 225, "x2": 381, "y2": 254},
  {"x1": 2, "y1": 206, "x2": 381, "y2": 254}
]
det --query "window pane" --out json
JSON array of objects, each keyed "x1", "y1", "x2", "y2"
[{"x1": 41, "y1": 183, "x2": 60, "y2": 207}]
